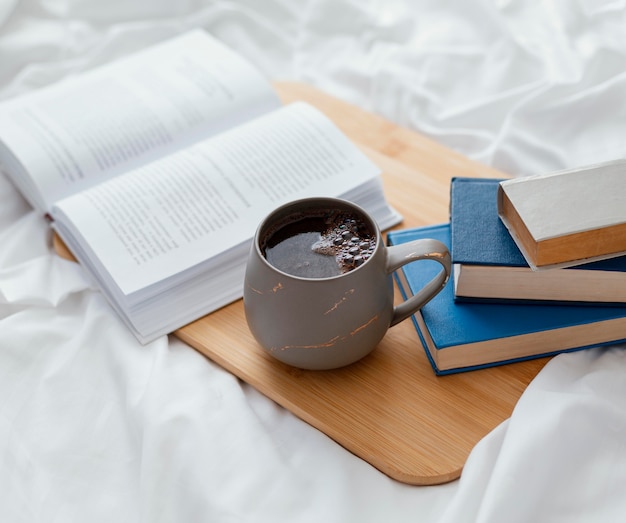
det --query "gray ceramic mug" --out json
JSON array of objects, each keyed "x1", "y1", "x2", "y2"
[{"x1": 243, "y1": 197, "x2": 451, "y2": 370}]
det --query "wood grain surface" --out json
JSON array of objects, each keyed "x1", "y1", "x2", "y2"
[{"x1": 173, "y1": 82, "x2": 549, "y2": 485}]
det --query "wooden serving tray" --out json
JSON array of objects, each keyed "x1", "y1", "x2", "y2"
[
  {"x1": 176, "y1": 83, "x2": 548, "y2": 485},
  {"x1": 55, "y1": 82, "x2": 548, "y2": 485}
]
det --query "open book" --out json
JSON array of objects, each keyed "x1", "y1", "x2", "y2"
[{"x1": 0, "y1": 29, "x2": 401, "y2": 343}]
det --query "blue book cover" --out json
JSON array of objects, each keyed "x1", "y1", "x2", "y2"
[
  {"x1": 387, "y1": 223, "x2": 626, "y2": 375},
  {"x1": 450, "y1": 177, "x2": 526, "y2": 267},
  {"x1": 449, "y1": 177, "x2": 626, "y2": 304}
]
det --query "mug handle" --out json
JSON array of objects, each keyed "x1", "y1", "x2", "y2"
[{"x1": 386, "y1": 238, "x2": 451, "y2": 327}]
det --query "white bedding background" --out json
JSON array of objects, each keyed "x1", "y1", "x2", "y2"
[{"x1": 1, "y1": 1, "x2": 626, "y2": 521}]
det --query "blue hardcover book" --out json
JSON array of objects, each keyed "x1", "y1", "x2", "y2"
[
  {"x1": 387, "y1": 223, "x2": 626, "y2": 375},
  {"x1": 450, "y1": 177, "x2": 626, "y2": 304}
]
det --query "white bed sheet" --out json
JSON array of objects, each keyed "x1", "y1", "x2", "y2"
[{"x1": 1, "y1": 1, "x2": 625, "y2": 521}]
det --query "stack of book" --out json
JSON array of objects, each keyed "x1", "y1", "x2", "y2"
[{"x1": 388, "y1": 160, "x2": 626, "y2": 375}]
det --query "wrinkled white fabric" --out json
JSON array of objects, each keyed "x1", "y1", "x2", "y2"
[
  {"x1": 440, "y1": 346, "x2": 626, "y2": 523},
  {"x1": 1, "y1": 1, "x2": 625, "y2": 521}
]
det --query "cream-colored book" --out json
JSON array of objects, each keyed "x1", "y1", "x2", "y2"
[
  {"x1": 497, "y1": 159, "x2": 626, "y2": 270},
  {"x1": 0, "y1": 30, "x2": 400, "y2": 343}
]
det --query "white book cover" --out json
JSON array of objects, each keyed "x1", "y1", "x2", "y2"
[{"x1": 497, "y1": 159, "x2": 626, "y2": 269}]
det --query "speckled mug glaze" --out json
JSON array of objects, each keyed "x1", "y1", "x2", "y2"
[{"x1": 244, "y1": 197, "x2": 451, "y2": 370}]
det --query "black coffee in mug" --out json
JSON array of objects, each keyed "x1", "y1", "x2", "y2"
[{"x1": 261, "y1": 210, "x2": 376, "y2": 278}]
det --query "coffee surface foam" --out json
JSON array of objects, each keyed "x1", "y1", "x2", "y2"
[{"x1": 262, "y1": 211, "x2": 376, "y2": 278}]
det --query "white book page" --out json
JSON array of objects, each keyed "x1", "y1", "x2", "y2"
[
  {"x1": 51, "y1": 102, "x2": 382, "y2": 296},
  {"x1": 0, "y1": 29, "x2": 279, "y2": 212}
]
